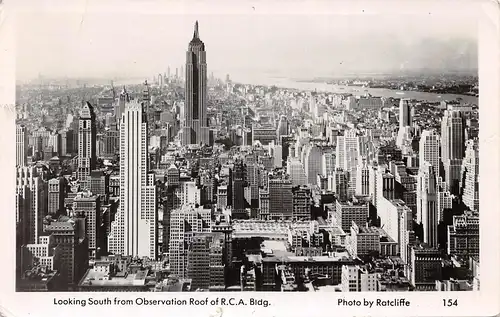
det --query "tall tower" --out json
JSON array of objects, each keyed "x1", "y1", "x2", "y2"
[
  {"x1": 108, "y1": 100, "x2": 157, "y2": 258},
  {"x1": 441, "y1": 110, "x2": 465, "y2": 195},
  {"x1": 304, "y1": 144, "x2": 322, "y2": 185},
  {"x1": 276, "y1": 115, "x2": 288, "y2": 144},
  {"x1": 419, "y1": 130, "x2": 440, "y2": 177},
  {"x1": 460, "y1": 139, "x2": 479, "y2": 212},
  {"x1": 417, "y1": 162, "x2": 438, "y2": 248},
  {"x1": 77, "y1": 102, "x2": 96, "y2": 189},
  {"x1": 336, "y1": 130, "x2": 360, "y2": 197},
  {"x1": 116, "y1": 86, "x2": 130, "y2": 123},
  {"x1": 182, "y1": 21, "x2": 209, "y2": 145},
  {"x1": 142, "y1": 80, "x2": 151, "y2": 113},
  {"x1": 16, "y1": 167, "x2": 47, "y2": 245},
  {"x1": 16, "y1": 125, "x2": 28, "y2": 167},
  {"x1": 399, "y1": 99, "x2": 412, "y2": 129}
]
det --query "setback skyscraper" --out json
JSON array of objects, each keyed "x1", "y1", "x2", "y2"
[
  {"x1": 399, "y1": 99, "x2": 412, "y2": 129},
  {"x1": 182, "y1": 21, "x2": 209, "y2": 145},
  {"x1": 108, "y1": 100, "x2": 157, "y2": 258},
  {"x1": 441, "y1": 110, "x2": 465, "y2": 195},
  {"x1": 16, "y1": 124, "x2": 28, "y2": 167},
  {"x1": 77, "y1": 102, "x2": 97, "y2": 190}
]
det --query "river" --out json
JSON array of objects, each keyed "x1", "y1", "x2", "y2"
[
  {"x1": 237, "y1": 76, "x2": 478, "y2": 105},
  {"x1": 115, "y1": 75, "x2": 478, "y2": 105}
]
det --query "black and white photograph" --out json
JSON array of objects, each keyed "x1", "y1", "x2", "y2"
[{"x1": 2, "y1": 0, "x2": 499, "y2": 316}]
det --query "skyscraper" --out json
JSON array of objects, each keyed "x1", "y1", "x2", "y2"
[
  {"x1": 169, "y1": 204, "x2": 212, "y2": 278},
  {"x1": 77, "y1": 102, "x2": 97, "y2": 189},
  {"x1": 268, "y1": 177, "x2": 293, "y2": 219},
  {"x1": 276, "y1": 115, "x2": 288, "y2": 144},
  {"x1": 232, "y1": 160, "x2": 247, "y2": 213},
  {"x1": 116, "y1": 86, "x2": 130, "y2": 123},
  {"x1": 16, "y1": 166, "x2": 47, "y2": 245},
  {"x1": 460, "y1": 139, "x2": 479, "y2": 212},
  {"x1": 182, "y1": 21, "x2": 209, "y2": 145},
  {"x1": 419, "y1": 130, "x2": 440, "y2": 177},
  {"x1": 304, "y1": 145, "x2": 322, "y2": 185},
  {"x1": 16, "y1": 125, "x2": 28, "y2": 167},
  {"x1": 417, "y1": 162, "x2": 438, "y2": 247},
  {"x1": 108, "y1": 100, "x2": 157, "y2": 258},
  {"x1": 74, "y1": 194, "x2": 101, "y2": 258},
  {"x1": 336, "y1": 130, "x2": 360, "y2": 197},
  {"x1": 399, "y1": 99, "x2": 412, "y2": 129},
  {"x1": 356, "y1": 156, "x2": 370, "y2": 196},
  {"x1": 441, "y1": 110, "x2": 465, "y2": 195},
  {"x1": 142, "y1": 80, "x2": 150, "y2": 113},
  {"x1": 287, "y1": 157, "x2": 307, "y2": 186}
]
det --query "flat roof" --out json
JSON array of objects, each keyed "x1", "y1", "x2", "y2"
[
  {"x1": 262, "y1": 252, "x2": 352, "y2": 263},
  {"x1": 79, "y1": 268, "x2": 149, "y2": 287},
  {"x1": 261, "y1": 240, "x2": 288, "y2": 252}
]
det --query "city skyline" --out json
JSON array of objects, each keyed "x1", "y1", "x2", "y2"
[
  {"x1": 13, "y1": 1, "x2": 482, "y2": 295},
  {"x1": 16, "y1": 7, "x2": 478, "y2": 83}
]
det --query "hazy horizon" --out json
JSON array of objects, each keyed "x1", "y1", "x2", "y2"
[{"x1": 16, "y1": 2, "x2": 479, "y2": 83}]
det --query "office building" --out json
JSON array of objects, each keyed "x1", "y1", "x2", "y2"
[
  {"x1": 108, "y1": 100, "x2": 157, "y2": 259},
  {"x1": 268, "y1": 177, "x2": 293, "y2": 219},
  {"x1": 169, "y1": 204, "x2": 212, "y2": 278},
  {"x1": 182, "y1": 21, "x2": 209, "y2": 145},
  {"x1": 419, "y1": 130, "x2": 440, "y2": 177},
  {"x1": 217, "y1": 185, "x2": 228, "y2": 209},
  {"x1": 408, "y1": 245, "x2": 442, "y2": 291},
  {"x1": 347, "y1": 222, "x2": 380, "y2": 258},
  {"x1": 44, "y1": 220, "x2": 89, "y2": 287},
  {"x1": 187, "y1": 233, "x2": 225, "y2": 291},
  {"x1": 334, "y1": 199, "x2": 369, "y2": 232},
  {"x1": 417, "y1": 162, "x2": 438, "y2": 247},
  {"x1": 441, "y1": 110, "x2": 465, "y2": 195},
  {"x1": 276, "y1": 116, "x2": 289, "y2": 144},
  {"x1": 287, "y1": 157, "x2": 307, "y2": 186},
  {"x1": 329, "y1": 168, "x2": 349, "y2": 201},
  {"x1": 336, "y1": 130, "x2": 359, "y2": 196},
  {"x1": 399, "y1": 99, "x2": 412, "y2": 129},
  {"x1": 460, "y1": 139, "x2": 479, "y2": 212},
  {"x1": 355, "y1": 157, "x2": 370, "y2": 196},
  {"x1": 73, "y1": 194, "x2": 101, "y2": 257},
  {"x1": 16, "y1": 125, "x2": 28, "y2": 166},
  {"x1": 341, "y1": 265, "x2": 378, "y2": 292},
  {"x1": 48, "y1": 177, "x2": 66, "y2": 216},
  {"x1": 77, "y1": 102, "x2": 97, "y2": 190},
  {"x1": 16, "y1": 166, "x2": 47, "y2": 245},
  {"x1": 447, "y1": 213, "x2": 479, "y2": 257},
  {"x1": 232, "y1": 161, "x2": 247, "y2": 213},
  {"x1": 90, "y1": 170, "x2": 109, "y2": 198},
  {"x1": 377, "y1": 198, "x2": 412, "y2": 246},
  {"x1": 292, "y1": 186, "x2": 311, "y2": 221},
  {"x1": 304, "y1": 145, "x2": 323, "y2": 185}
]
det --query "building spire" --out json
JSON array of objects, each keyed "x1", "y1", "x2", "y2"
[{"x1": 193, "y1": 20, "x2": 199, "y2": 39}]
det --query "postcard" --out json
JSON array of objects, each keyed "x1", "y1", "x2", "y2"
[{"x1": 0, "y1": 0, "x2": 498, "y2": 316}]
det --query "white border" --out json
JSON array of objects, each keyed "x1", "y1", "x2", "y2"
[{"x1": 1, "y1": 1, "x2": 499, "y2": 316}]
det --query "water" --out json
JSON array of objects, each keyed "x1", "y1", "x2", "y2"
[
  {"x1": 237, "y1": 76, "x2": 479, "y2": 105},
  {"x1": 116, "y1": 74, "x2": 479, "y2": 105}
]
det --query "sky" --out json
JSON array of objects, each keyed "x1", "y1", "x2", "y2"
[{"x1": 15, "y1": 0, "x2": 479, "y2": 83}]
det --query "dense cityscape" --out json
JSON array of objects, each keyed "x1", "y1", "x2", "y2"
[{"x1": 15, "y1": 21, "x2": 479, "y2": 293}]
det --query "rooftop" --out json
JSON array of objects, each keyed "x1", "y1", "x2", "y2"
[
  {"x1": 79, "y1": 268, "x2": 149, "y2": 287},
  {"x1": 262, "y1": 251, "x2": 352, "y2": 263}
]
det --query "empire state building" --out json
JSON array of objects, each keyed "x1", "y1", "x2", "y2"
[{"x1": 182, "y1": 21, "x2": 209, "y2": 145}]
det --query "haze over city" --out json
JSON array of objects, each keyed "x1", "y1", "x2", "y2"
[{"x1": 16, "y1": 8, "x2": 478, "y2": 83}]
